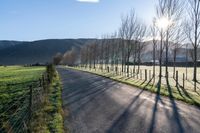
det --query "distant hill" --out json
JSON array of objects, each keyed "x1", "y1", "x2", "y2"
[
  {"x1": 0, "y1": 39, "x2": 91, "y2": 65},
  {"x1": 0, "y1": 38, "x2": 197, "y2": 65},
  {"x1": 0, "y1": 40, "x2": 23, "y2": 50}
]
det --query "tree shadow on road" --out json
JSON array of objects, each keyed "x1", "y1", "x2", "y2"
[
  {"x1": 166, "y1": 79, "x2": 184, "y2": 133},
  {"x1": 149, "y1": 78, "x2": 184, "y2": 133},
  {"x1": 148, "y1": 79, "x2": 161, "y2": 133},
  {"x1": 106, "y1": 89, "x2": 145, "y2": 133}
]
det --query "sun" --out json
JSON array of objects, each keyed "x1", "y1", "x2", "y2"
[{"x1": 156, "y1": 17, "x2": 172, "y2": 30}]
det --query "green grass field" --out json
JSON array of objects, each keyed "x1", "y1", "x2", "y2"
[
  {"x1": 0, "y1": 66, "x2": 45, "y2": 132},
  {"x1": 71, "y1": 65, "x2": 200, "y2": 107}
]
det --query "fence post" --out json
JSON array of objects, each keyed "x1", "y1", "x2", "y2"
[
  {"x1": 176, "y1": 71, "x2": 178, "y2": 87},
  {"x1": 127, "y1": 68, "x2": 129, "y2": 77},
  {"x1": 145, "y1": 69, "x2": 147, "y2": 81},
  {"x1": 140, "y1": 70, "x2": 142, "y2": 80},
  {"x1": 183, "y1": 73, "x2": 185, "y2": 89},
  {"x1": 107, "y1": 66, "x2": 109, "y2": 73}
]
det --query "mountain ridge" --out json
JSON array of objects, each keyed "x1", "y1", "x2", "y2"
[{"x1": 0, "y1": 39, "x2": 92, "y2": 65}]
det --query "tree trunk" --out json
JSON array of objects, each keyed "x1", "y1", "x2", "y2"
[
  {"x1": 194, "y1": 46, "x2": 197, "y2": 91},
  {"x1": 173, "y1": 50, "x2": 176, "y2": 79},
  {"x1": 165, "y1": 31, "x2": 169, "y2": 80},
  {"x1": 159, "y1": 31, "x2": 163, "y2": 86}
]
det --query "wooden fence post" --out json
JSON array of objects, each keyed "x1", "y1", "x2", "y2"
[
  {"x1": 176, "y1": 71, "x2": 178, "y2": 87},
  {"x1": 145, "y1": 69, "x2": 147, "y2": 81},
  {"x1": 140, "y1": 70, "x2": 142, "y2": 80}
]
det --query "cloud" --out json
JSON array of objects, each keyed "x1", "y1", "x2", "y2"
[{"x1": 77, "y1": 0, "x2": 100, "y2": 3}]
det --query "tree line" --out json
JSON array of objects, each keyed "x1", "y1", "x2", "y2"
[{"x1": 53, "y1": 0, "x2": 200, "y2": 91}]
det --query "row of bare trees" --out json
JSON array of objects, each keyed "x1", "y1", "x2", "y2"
[
  {"x1": 79, "y1": 11, "x2": 147, "y2": 78},
  {"x1": 153, "y1": 0, "x2": 200, "y2": 90},
  {"x1": 53, "y1": 47, "x2": 78, "y2": 66},
  {"x1": 54, "y1": 0, "x2": 200, "y2": 91}
]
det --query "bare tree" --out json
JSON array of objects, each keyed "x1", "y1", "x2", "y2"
[
  {"x1": 155, "y1": 0, "x2": 166, "y2": 86},
  {"x1": 53, "y1": 52, "x2": 63, "y2": 65},
  {"x1": 171, "y1": 27, "x2": 185, "y2": 78},
  {"x1": 62, "y1": 47, "x2": 78, "y2": 66},
  {"x1": 185, "y1": 0, "x2": 200, "y2": 91},
  {"x1": 119, "y1": 16, "x2": 127, "y2": 74},
  {"x1": 122, "y1": 10, "x2": 139, "y2": 77},
  {"x1": 151, "y1": 20, "x2": 158, "y2": 82},
  {"x1": 155, "y1": 0, "x2": 183, "y2": 86},
  {"x1": 156, "y1": 0, "x2": 183, "y2": 82},
  {"x1": 136, "y1": 23, "x2": 147, "y2": 73}
]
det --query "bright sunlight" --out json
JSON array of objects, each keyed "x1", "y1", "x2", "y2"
[{"x1": 156, "y1": 17, "x2": 172, "y2": 30}]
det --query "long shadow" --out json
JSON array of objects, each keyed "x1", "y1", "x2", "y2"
[
  {"x1": 166, "y1": 79, "x2": 184, "y2": 133},
  {"x1": 59, "y1": 68, "x2": 119, "y2": 116},
  {"x1": 139, "y1": 80, "x2": 147, "y2": 86},
  {"x1": 106, "y1": 89, "x2": 145, "y2": 133},
  {"x1": 171, "y1": 78, "x2": 200, "y2": 106},
  {"x1": 176, "y1": 85, "x2": 184, "y2": 98},
  {"x1": 61, "y1": 70, "x2": 107, "y2": 92},
  {"x1": 64, "y1": 81, "x2": 116, "y2": 106},
  {"x1": 178, "y1": 85, "x2": 200, "y2": 106},
  {"x1": 143, "y1": 77, "x2": 154, "y2": 89},
  {"x1": 66, "y1": 83, "x2": 117, "y2": 117},
  {"x1": 63, "y1": 78, "x2": 111, "y2": 99},
  {"x1": 148, "y1": 79, "x2": 161, "y2": 133}
]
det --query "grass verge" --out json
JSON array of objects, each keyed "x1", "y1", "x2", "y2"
[
  {"x1": 31, "y1": 66, "x2": 64, "y2": 133},
  {"x1": 68, "y1": 66, "x2": 200, "y2": 107}
]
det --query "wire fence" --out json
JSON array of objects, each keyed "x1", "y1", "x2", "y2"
[{"x1": 0, "y1": 72, "x2": 51, "y2": 133}]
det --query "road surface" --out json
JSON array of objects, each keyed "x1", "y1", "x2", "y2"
[{"x1": 57, "y1": 67, "x2": 200, "y2": 133}]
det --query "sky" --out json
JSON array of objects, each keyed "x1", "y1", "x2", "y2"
[{"x1": 0, "y1": 0, "x2": 156, "y2": 41}]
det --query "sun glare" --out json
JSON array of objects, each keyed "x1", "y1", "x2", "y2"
[{"x1": 156, "y1": 17, "x2": 172, "y2": 30}]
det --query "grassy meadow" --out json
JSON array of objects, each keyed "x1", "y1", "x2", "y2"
[{"x1": 0, "y1": 66, "x2": 45, "y2": 132}]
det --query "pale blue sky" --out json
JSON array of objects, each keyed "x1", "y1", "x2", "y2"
[{"x1": 0, "y1": 0, "x2": 155, "y2": 41}]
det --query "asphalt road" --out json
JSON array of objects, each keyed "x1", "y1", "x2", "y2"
[{"x1": 57, "y1": 67, "x2": 200, "y2": 133}]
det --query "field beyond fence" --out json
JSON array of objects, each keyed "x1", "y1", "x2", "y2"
[{"x1": 0, "y1": 66, "x2": 47, "y2": 132}]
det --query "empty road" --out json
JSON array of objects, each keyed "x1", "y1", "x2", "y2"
[{"x1": 57, "y1": 67, "x2": 200, "y2": 133}]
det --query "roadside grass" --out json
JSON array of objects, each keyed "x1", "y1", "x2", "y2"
[
  {"x1": 31, "y1": 68, "x2": 64, "y2": 133},
  {"x1": 67, "y1": 66, "x2": 200, "y2": 107}
]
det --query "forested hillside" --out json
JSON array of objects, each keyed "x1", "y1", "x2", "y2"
[{"x1": 0, "y1": 39, "x2": 90, "y2": 65}]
